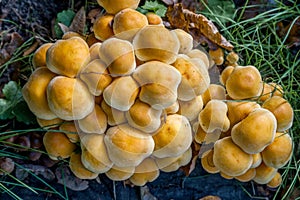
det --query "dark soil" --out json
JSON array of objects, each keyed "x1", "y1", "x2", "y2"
[{"x1": 0, "y1": 1, "x2": 278, "y2": 199}]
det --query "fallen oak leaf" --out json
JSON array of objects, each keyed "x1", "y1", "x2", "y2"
[{"x1": 166, "y1": 3, "x2": 234, "y2": 51}]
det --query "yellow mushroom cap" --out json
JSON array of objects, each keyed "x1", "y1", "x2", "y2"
[
  {"x1": 187, "y1": 49, "x2": 210, "y2": 69},
  {"x1": 262, "y1": 96, "x2": 294, "y2": 131},
  {"x1": 93, "y1": 14, "x2": 114, "y2": 41},
  {"x1": 262, "y1": 132, "x2": 293, "y2": 169},
  {"x1": 172, "y1": 55, "x2": 210, "y2": 101},
  {"x1": 79, "y1": 59, "x2": 112, "y2": 96},
  {"x1": 159, "y1": 147, "x2": 192, "y2": 172},
  {"x1": 201, "y1": 84, "x2": 226, "y2": 106},
  {"x1": 22, "y1": 67, "x2": 57, "y2": 120},
  {"x1": 267, "y1": 172, "x2": 282, "y2": 188},
  {"x1": 152, "y1": 114, "x2": 192, "y2": 158},
  {"x1": 178, "y1": 95, "x2": 203, "y2": 121},
  {"x1": 80, "y1": 134, "x2": 113, "y2": 173},
  {"x1": 129, "y1": 157, "x2": 160, "y2": 186},
  {"x1": 69, "y1": 152, "x2": 99, "y2": 180},
  {"x1": 132, "y1": 61, "x2": 181, "y2": 109},
  {"x1": 96, "y1": 0, "x2": 140, "y2": 14},
  {"x1": 125, "y1": 99, "x2": 162, "y2": 133},
  {"x1": 113, "y1": 8, "x2": 148, "y2": 41},
  {"x1": 89, "y1": 42, "x2": 102, "y2": 61},
  {"x1": 36, "y1": 117, "x2": 63, "y2": 128},
  {"x1": 59, "y1": 122, "x2": 80, "y2": 143},
  {"x1": 171, "y1": 29, "x2": 193, "y2": 54},
  {"x1": 104, "y1": 124, "x2": 155, "y2": 167},
  {"x1": 46, "y1": 37, "x2": 90, "y2": 78},
  {"x1": 103, "y1": 76, "x2": 139, "y2": 111},
  {"x1": 32, "y1": 43, "x2": 53, "y2": 68},
  {"x1": 201, "y1": 149, "x2": 220, "y2": 174},
  {"x1": 226, "y1": 66, "x2": 263, "y2": 100},
  {"x1": 227, "y1": 101, "x2": 261, "y2": 128},
  {"x1": 77, "y1": 104, "x2": 107, "y2": 134},
  {"x1": 251, "y1": 153, "x2": 262, "y2": 168},
  {"x1": 43, "y1": 131, "x2": 77, "y2": 160},
  {"x1": 219, "y1": 66, "x2": 234, "y2": 86},
  {"x1": 235, "y1": 168, "x2": 256, "y2": 182},
  {"x1": 213, "y1": 137, "x2": 253, "y2": 176},
  {"x1": 198, "y1": 100, "x2": 230, "y2": 133},
  {"x1": 105, "y1": 165, "x2": 135, "y2": 181},
  {"x1": 253, "y1": 162, "x2": 277, "y2": 184},
  {"x1": 47, "y1": 76, "x2": 94, "y2": 120},
  {"x1": 99, "y1": 38, "x2": 136, "y2": 77},
  {"x1": 231, "y1": 108, "x2": 277, "y2": 154},
  {"x1": 101, "y1": 100, "x2": 127, "y2": 126},
  {"x1": 133, "y1": 25, "x2": 180, "y2": 64},
  {"x1": 145, "y1": 12, "x2": 163, "y2": 25}
]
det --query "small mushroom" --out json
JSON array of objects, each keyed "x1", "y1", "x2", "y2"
[
  {"x1": 113, "y1": 8, "x2": 148, "y2": 41},
  {"x1": 80, "y1": 134, "x2": 113, "y2": 173},
  {"x1": 105, "y1": 165, "x2": 135, "y2": 181},
  {"x1": 129, "y1": 157, "x2": 160, "y2": 186},
  {"x1": 235, "y1": 168, "x2": 256, "y2": 182},
  {"x1": 187, "y1": 49, "x2": 210, "y2": 69},
  {"x1": 225, "y1": 51, "x2": 239, "y2": 65},
  {"x1": 198, "y1": 100, "x2": 230, "y2": 133},
  {"x1": 201, "y1": 149, "x2": 220, "y2": 174},
  {"x1": 32, "y1": 43, "x2": 53, "y2": 68},
  {"x1": 43, "y1": 131, "x2": 77, "y2": 160},
  {"x1": 152, "y1": 114, "x2": 192, "y2": 158},
  {"x1": 159, "y1": 147, "x2": 192, "y2": 172},
  {"x1": 133, "y1": 25, "x2": 180, "y2": 64},
  {"x1": 103, "y1": 76, "x2": 139, "y2": 111},
  {"x1": 227, "y1": 101, "x2": 261, "y2": 128},
  {"x1": 213, "y1": 137, "x2": 253, "y2": 176},
  {"x1": 99, "y1": 37, "x2": 136, "y2": 77},
  {"x1": 59, "y1": 122, "x2": 80, "y2": 143},
  {"x1": 261, "y1": 132, "x2": 293, "y2": 169},
  {"x1": 69, "y1": 152, "x2": 99, "y2": 180},
  {"x1": 262, "y1": 96, "x2": 294, "y2": 131},
  {"x1": 96, "y1": 0, "x2": 140, "y2": 14},
  {"x1": 172, "y1": 55, "x2": 210, "y2": 101},
  {"x1": 231, "y1": 108, "x2": 277, "y2": 154},
  {"x1": 225, "y1": 66, "x2": 263, "y2": 100},
  {"x1": 93, "y1": 14, "x2": 114, "y2": 41},
  {"x1": 209, "y1": 48, "x2": 224, "y2": 65},
  {"x1": 125, "y1": 99, "x2": 162, "y2": 133},
  {"x1": 47, "y1": 76, "x2": 94, "y2": 120},
  {"x1": 36, "y1": 117, "x2": 63, "y2": 128},
  {"x1": 79, "y1": 59, "x2": 112, "y2": 96},
  {"x1": 46, "y1": 37, "x2": 90, "y2": 78},
  {"x1": 22, "y1": 67, "x2": 57, "y2": 120},
  {"x1": 258, "y1": 82, "x2": 283, "y2": 102},
  {"x1": 201, "y1": 84, "x2": 226, "y2": 106},
  {"x1": 89, "y1": 42, "x2": 102, "y2": 60},
  {"x1": 132, "y1": 61, "x2": 181, "y2": 109},
  {"x1": 171, "y1": 29, "x2": 193, "y2": 54},
  {"x1": 77, "y1": 104, "x2": 107, "y2": 134},
  {"x1": 219, "y1": 66, "x2": 234, "y2": 86},
  {"x1": 253, "y1": 162, "x2": 277, "y2": 184},
  {"x1": 145, "y1": 12, "x2": 163, "y2": 25},
  {"x1": 178, "y1": 95, "x2": 203, "y2": 121},
  {"x1": 267, "y1": 172, "x2": 282, "y2": 188},
  {"x1": 101, "y1": 100, "x2": 127, "y2": 126},
  {"x1": 104, "y1": 124, "x2": 155, "y2": 167}
]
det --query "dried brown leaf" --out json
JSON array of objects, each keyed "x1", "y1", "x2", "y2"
[
  {"x1": 0, "y1": 32, "x2": 24, "y2": 65},
  {"x1": 180, "y1": 141, "x2": 201, "y2": 176},
  {"x1": 15, "y1": 164, "x2": 55, "y2": 181},
  {"x1": 87, "y1": 8, "x2": 102, "y2": 23},
  {"x1": 166, "y1": 3, "x2": 234, "y2": 51},
  {"x1": 55, "y1": 165, "x2": 89, "y2": 191},
  {"x1": 23, "y1": 41, "x2": 39, "y2": 56},
  {"x1": 69, "y1": 6, "x2": 86, "y2": 34}
]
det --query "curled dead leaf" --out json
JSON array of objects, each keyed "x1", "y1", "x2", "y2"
[{"x1": 166, "y1": 3, "x2": 233, "y2": 51}]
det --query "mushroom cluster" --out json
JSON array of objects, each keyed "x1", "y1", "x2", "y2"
[
  {"x1": 22, "y1": 0, "x2": 294, "y2": 188},
  {"x1": 22, "y1": 0, "x2": 212, "y2": 186},
  {"x1": 197, "y1": 56, "x2": 294, "y2": 187}
]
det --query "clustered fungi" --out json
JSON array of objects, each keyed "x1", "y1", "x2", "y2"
[{"x1": 21, "y1": 0, "x2": 294, "y2": 188}]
